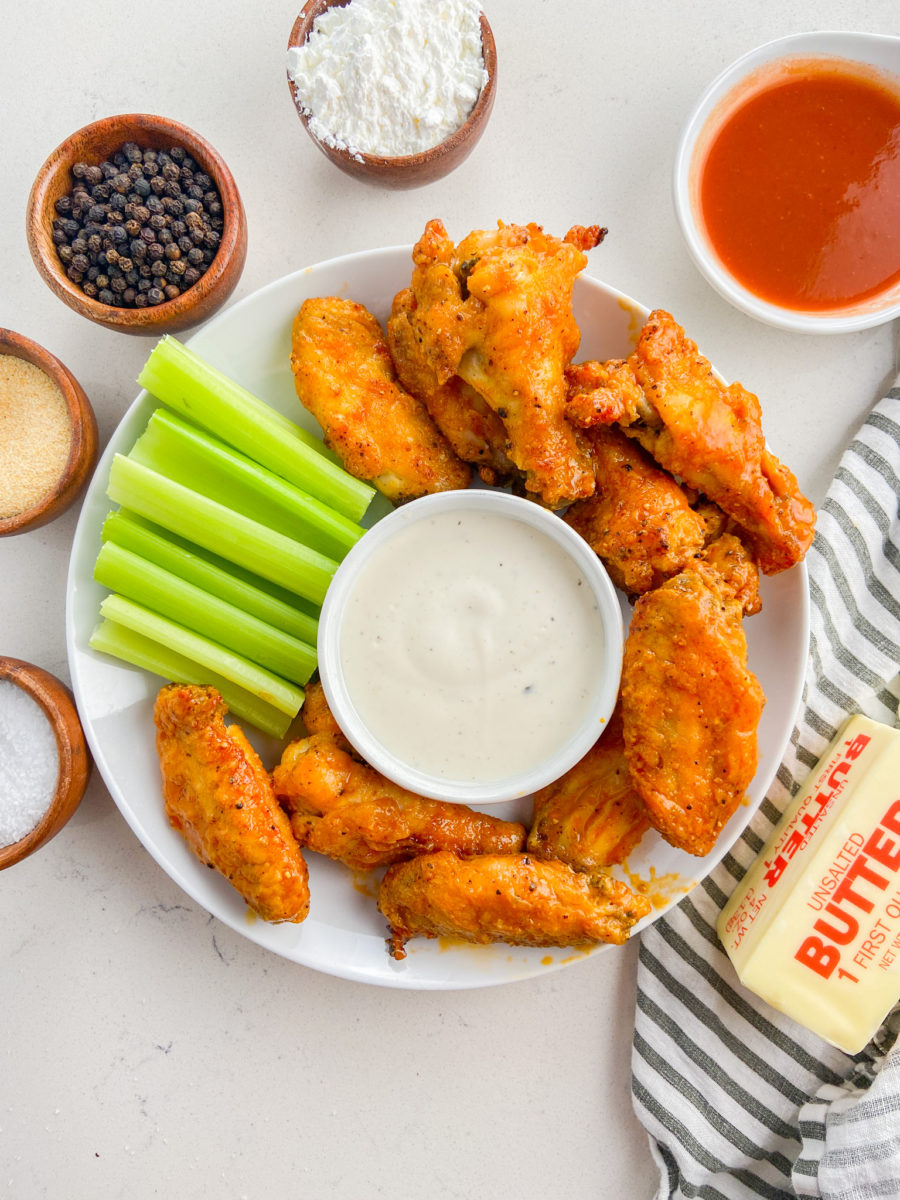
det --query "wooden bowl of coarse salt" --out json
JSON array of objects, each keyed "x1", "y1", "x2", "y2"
[
  {"x1": 286, "y1": 0, "x2": 497, "y2": 188},
  {"x1": 0, "y1": 329, "x2": 98, "y2": 536},
  {"x1": 0, "y1": 658, "x2": 92, "y2": 871}
]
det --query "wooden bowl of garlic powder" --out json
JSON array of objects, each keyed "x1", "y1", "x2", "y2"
[{"x1": 0, "y1": 329, "x2": 98, "y2": 535}]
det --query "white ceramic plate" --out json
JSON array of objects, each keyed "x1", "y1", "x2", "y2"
[{"x1": 66, "y1": 246, "x2": 809, "y2": 989}]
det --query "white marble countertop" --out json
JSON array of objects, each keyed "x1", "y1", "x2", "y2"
[{"x1": 2, "y1": 2, "x2": 899, "y2": 1196}]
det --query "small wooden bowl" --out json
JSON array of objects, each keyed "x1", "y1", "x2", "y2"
[
  {"x1": 0, "y1": 329, "x2": 98, "y2": 536},
  {"x1": 0, "y1": 658, "x2": 92, "y2": 871},
  {"x1": 286, "y1": 2, "x2": 497, "y2": 189},
  {"x1": 26, "y1": 113, "x2": 248, "y2": 335}
]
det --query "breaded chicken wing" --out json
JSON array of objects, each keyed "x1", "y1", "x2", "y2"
[
  {"x1": 153, "y1": 684, "x2": 309, "y2": 923},
  {"x1": 527, "y1": 706, "x2": 651, "y2": 870},
  {"x1": 290, "y1": 296, "x2": 470, "y2": 504},
  {"x1": 396, "y1": 219, "x2": 605, "y2": 507},
  {"x1": 699, "y1": 530, "x2": 761, "y2": 617},
  {"x1": 300, "y1": 678, "x2": 353, "y2": 751},
  {"x1": 378, "y1": 851, "x2": 651, "y2": 959},
  {"x1": 563, "y1": 424, "x2": 709, "y2": 596},
  {"x1": 272, "y1": 734, "x2": 526, "y2": 871},
  {"x1": 565, "y1": 310, "x2": 816, "y2": 572},
  {"x1": 621, "y1": 563, "x2": 766, "y2": 857},
  {"x1": 388, "y1": 289, "x2": 517, "y2": 485}
]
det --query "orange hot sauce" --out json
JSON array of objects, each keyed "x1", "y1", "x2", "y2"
[{"x1": 698, "y1": 61, "x2": 900, "y2": 311}]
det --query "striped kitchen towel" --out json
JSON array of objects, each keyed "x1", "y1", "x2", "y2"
[{"x1": 632, "y1": 390, "x2": 900, "y2": 1200}]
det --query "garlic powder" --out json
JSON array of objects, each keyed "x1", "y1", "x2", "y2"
[{"x1": 286, "y1": 0, "x2": 489, "y2": 160}]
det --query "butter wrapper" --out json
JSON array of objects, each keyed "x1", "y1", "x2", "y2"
[{"x1": 717, "y1": 714, "x2": 900, "y2": 1054}]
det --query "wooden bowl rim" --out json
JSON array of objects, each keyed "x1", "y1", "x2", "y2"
[
  {"x1": 0, "y1": 328, "x2": 98, "y2": 536},
  {"x1": 286, "y1": 4, "x2": 497, "y2": 169},
  {"x1": 0, "y1": 658, "x2": 92, "y2": 871},
  {"x1": 26, "y1": 112, "x2": 246, "y2": 331}
]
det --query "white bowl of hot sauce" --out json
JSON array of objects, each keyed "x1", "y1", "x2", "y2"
[{"x1": 674, "y1": 31, "x2": 900, "y2": 333}]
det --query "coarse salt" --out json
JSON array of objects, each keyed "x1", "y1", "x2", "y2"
[
  {"x1": 286, "y1": 0, "x2": 489, "y2": 160},
  {"x1": 0, "y1": 680, "x2": 59, "y2": 847}
]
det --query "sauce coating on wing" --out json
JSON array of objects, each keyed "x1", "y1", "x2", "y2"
[
  {"x1": 565, "y1": 310, "x2": 816, "y2": 572},
  {"x1": 272, "y1": 733, "x2": 526, "y2": 871},
  {"x1": 290, "y1": 296, "x2": 471, "y2": 503},
  {"x1": 153, "y1": 683, "x2": 310, "y2": 923},
  {"x1": 378, "y1": 850, "x2": 651, "y2": 959},
  {"x1": 564, "y1": 424, "x2": 709, "y2": 596},
  {"x1": 621, "y1": 565, "x2": 766, "y2": 857},
  {"x1": 398, "y1": 219, "x2": 604, "y2": 508},
  {"x1": 528, "y1": 706, "x2": 651, "y2": 870}
]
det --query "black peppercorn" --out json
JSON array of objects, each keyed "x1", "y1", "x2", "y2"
[{"x1": 51, "y1": 140, "x2": 224, "y2": 309}]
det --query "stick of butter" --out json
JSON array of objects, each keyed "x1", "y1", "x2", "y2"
[{"x1": 717, "y1": 714, "x2": 900, "y2": 1054}]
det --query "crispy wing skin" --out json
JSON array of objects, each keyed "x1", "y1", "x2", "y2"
[
  {"x1": 566, "y1": 358, "x2": 652, "y2": 427},
  {"x1": 388, "y1": 288, "x2": 517, "y2": 486},
  {"x1": 399, "y1": 219, "x2": 604, "y2": 507},
  {"x1": 566, "y1": 311, "x2": 816, "y2": 572},
  {"x1": 527, "y1": 708, "x2": 651, "y2": 870},
  {"x1": 153, "y1": 684, "x2": 309, "y2": 923},
  {"x1": 564, "y1": 424, "x2": 708, "y2": 596},
  {"x1": 272, "y1": 734, "x2": 526, "y2": 871},
  {"x1": 290, "y1": 296, "x2": 470, "y2": 503},
  {"x1": 378, "y1": 851, "x2": 651, "y2": 959},
  {"x1": 621, "y1": 564, "x2": 766, "y2": 857},
  {"x1": 699, "y1": 530, "x2": 761, "y2": 617},
  {"x1": 300, "y1": 678, "x2": 353, "y2": 751}
]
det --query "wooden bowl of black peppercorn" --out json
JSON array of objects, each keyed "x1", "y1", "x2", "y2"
[{"x1": 26, "y1": 114, "x2": 248, "y2": 335}]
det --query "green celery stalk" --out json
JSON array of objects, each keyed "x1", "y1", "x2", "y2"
[
  {"x1": 138, "y1": 335, "x2": 375, "y2": 522},
  {"x1": 99, "y1": 594, "x2": 304, "y2": 717},
  {"x1": 102, "y1": 511, "x2": 320, "y2": 645},
  {"x1": 130, "y1": 408, "x2": 364, "y2": 561},
  {"x1": 89, "y1": 619, "x2": 294, "y2": 739},
  {"x1": 107, "y1": 454, "x2": 337, "y2": 606},
  {"x1": 94, "y1": 542, "x2": 316, "y2": 685}
]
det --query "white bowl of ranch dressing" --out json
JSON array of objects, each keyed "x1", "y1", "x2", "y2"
[{"x1": 318, "y1": 489, "x2": 623, "y2": 805}]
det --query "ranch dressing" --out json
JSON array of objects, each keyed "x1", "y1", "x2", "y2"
[{"x1": 339, "y1": 508, "x2": 607, "y2": 783}]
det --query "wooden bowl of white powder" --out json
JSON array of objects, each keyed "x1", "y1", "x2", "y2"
[
  {"x1": 0, "y1": 329, "x2": 98, "y2": 537},
  {"x1": 286, "y1": 0, "x2": 497, "y2": 188},
  {"x1": 0, "y1": 658, "x2": 92, "y2": 872}
]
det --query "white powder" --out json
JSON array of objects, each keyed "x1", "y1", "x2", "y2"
[
  {"x1": 286, "y1": 0, "x2": 489, "y2": 159},
  {"x1": 0, "y1": 680, "x2": 59, "y2": 847}
]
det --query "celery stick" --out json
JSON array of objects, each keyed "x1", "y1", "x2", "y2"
[
  {"x1": 94, "y1": 542, "x2": 317, "y2": 685},
  {"x1": 108, "y1": 511, "x2": 321, "y2": 622},
  {"x1": 107, "y1": 454, "x2": 337, "y2": 605},
  {"x1": 89, "y1": 619, "x2": 294, "y2": 739},
  {"x1": 138, "y1": 335, "x2": 375, "y2": 522},
  {"x1": 99, "y1": 594, "x2": 304, "y2": 717},
  {"x1": 130, "y1": 409, "x2": 364, "y2": 561},
  {"x1": 102, "y1": 511, "x2": 320, "y2": 645}
]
